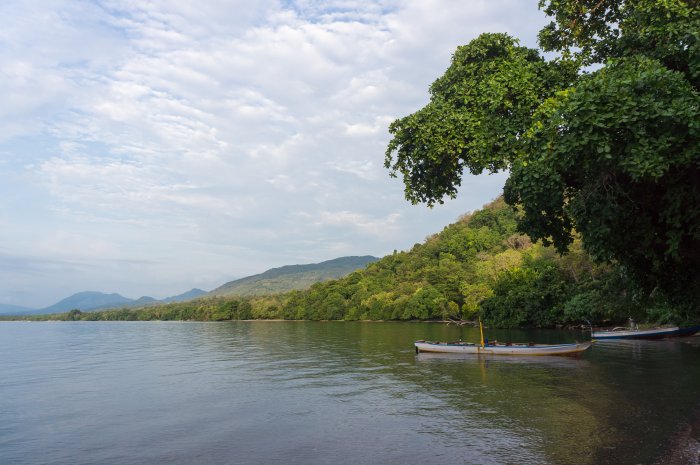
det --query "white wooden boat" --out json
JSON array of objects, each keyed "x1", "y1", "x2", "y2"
[
  {"x1": 592, "y1": 325, "x2": 700, "y2": 340},
  {"x1": 414, "y1": 340, "x2": 593, "y2": 356}
]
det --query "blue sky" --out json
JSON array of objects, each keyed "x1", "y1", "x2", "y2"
[{"x1": 0, "y1": 0, "x2": 547, "y2": 308}]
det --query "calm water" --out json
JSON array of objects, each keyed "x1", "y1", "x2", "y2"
[{"x1": 1, "y1": 321, "x2": 699, "y2": 465}]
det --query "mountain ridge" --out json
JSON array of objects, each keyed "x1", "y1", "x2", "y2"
[
  {"x1": 0, "y1": 256, "x2": 378, "y2": 315},
  {"x1": 206, "y1": 255, "x2": 379, "y2": 297},
  {"x1": 0, "y1": 303, "x2": 34, "y2": 314},
  {"x1": 0, "y1": 289, "x2": 208, "y2": 315}
]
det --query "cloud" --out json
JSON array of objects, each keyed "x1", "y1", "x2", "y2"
[
  {"x1": 0, "y1": 0, "x2": 548, "y2": 306},
  {"x1": 314, "y1": 210, "x2": 402, "y2": 236}
]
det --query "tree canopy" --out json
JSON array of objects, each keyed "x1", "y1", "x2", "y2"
[{"x1": 385, "y1": 0, "x2": 699, "y2": 314}]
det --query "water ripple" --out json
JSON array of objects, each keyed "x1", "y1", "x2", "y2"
[{"x1": 1, "y1": 321, "x2": 699, "y2": 465}]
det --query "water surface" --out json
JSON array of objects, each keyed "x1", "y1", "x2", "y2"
[{"x1": 1, "y1": 321, "x2": 699, "y2": 464}]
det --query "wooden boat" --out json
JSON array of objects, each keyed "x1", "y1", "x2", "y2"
[
  {"x1": 592, "y1": 325, "x2": 700, "y2": 340},
  {"x1": 415, "y1": 319, "x2": 592, "y2": 356},
  {"x1": 414, "y1": 340, "x2": 593, "y2": 356}
]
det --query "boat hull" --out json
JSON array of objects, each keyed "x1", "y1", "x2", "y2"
[
  {"x1": 414, "y1": 340, "x2": 592, "y2": 356},
  {"x1": 592, "y1": 325, "x2": 700, "y2": 340}
]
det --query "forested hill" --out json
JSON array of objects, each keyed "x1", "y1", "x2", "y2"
[
  {"x1": 225, "y1": 197, "x2": 677, "y2": 326},
  {"x1": 207, "y1": 256, "x2": 379, "y2": 297},
  {"x1": 20, "y1": 198, "x2": 684, "y2": 327},
  {"x1": 272, "y1": 197, "x2": 627, "y2": 326}
]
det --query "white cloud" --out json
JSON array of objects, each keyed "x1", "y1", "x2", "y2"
[
  {"x1": 311, "y1": 210, "x2": 403, "y2": 237},
  {"x1": 0, "y1": 0, "x2": 548, "y2": 307}
]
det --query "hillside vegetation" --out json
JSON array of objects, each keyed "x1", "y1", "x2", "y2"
[
  {"x1": 385, "y1": 1, "x2": 700, "y2": 317},
  {"x1": 13, "y1": 199, "x2": 688, "y2": 327},
  {"x1": 207, "y1": 256, "x2": 379, "y2": 297}
]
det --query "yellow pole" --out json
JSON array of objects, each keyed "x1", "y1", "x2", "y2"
[{"x1": 479, "y1": 318, "x2": 485, "y2": 348}]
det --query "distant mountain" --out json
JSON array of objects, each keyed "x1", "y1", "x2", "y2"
[
  {"x1": 133, "y1": 296, "x2": 158, "y2": 305},
  {"x1": 0, "y1": 288, "x2": 209, "y2": 316},
  {"x1": 41, "y1": 291, "x2": 135, "y2": 314},
  {"x1": 162, "y1": 288, "x2": 207, "y2": 302},
  {"x1": 0, "y1": 304, "x2": 36, "y2": 315},
  {"x1": 207, "y1": 256, "x2": 379, "y2": 297},
  {"x1": 0, "y1": 256, "x2": 375, "y2": 316}
]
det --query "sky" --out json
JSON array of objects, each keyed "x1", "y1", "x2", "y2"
[{"x1": 0, "y1": 0, "x2": 548, "y2": 308}]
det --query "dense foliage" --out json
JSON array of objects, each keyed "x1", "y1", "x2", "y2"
[
  {"x1": 7, "y1": 199, "x2": 685, "y2": 327},
  {"x1": 385, "y1": 0, "x2": 699, "y2": 316}
]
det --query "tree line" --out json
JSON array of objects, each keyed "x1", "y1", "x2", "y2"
[{"x1": 10, "y1": 198, "x2": 690, "y2": 327}]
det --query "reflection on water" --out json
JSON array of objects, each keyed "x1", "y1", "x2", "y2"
[
  {"x1": 415, "y1": 352, "x2": 592, "y2": 368},
  {"x1": 1, "y1": 321, "x2": 698, "y2": 465}
]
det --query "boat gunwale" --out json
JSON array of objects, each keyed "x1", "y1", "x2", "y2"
[
  {"x1": 414, "y1": 340, "x2": 593, "y2": 355},
  {"x1": 415, "y1": 340, "x2": 587, "y2": 349},
  {"x1": 590, "y1": 325, "x2": 699, "y2": 339}
]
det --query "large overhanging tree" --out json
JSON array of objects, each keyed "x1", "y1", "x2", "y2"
[{"x1": 385, "y1": 0, "x2": 699, "y2": 317}]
